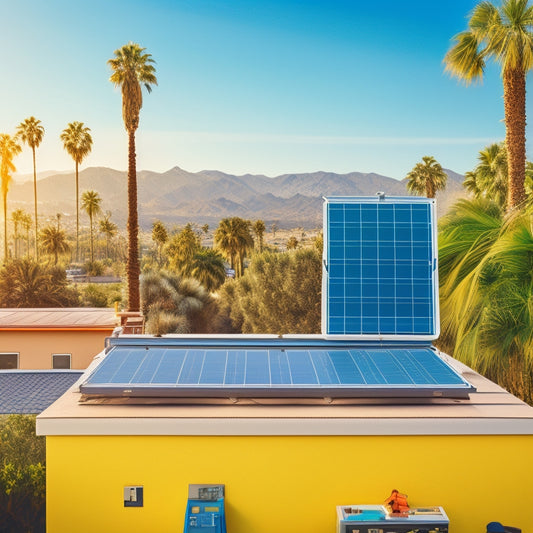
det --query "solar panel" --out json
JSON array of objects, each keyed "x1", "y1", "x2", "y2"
[
  {"x1": 322, "y1": 196, "x2": 439, "y2": 339},
  {"x1": 80, "y1": 338, "x2": 473, "y2": 399}
]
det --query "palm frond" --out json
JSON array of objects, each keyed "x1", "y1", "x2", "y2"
[{"x1": 444, "y1": 31, "x2": 485, "y2": 83}]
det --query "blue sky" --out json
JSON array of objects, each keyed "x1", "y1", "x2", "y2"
[{"x1": 0, "y1": 0, "x2": 526, "y2": 180}]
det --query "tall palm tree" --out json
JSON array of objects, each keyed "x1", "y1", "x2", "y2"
[
  {"x1": 81, "y1": 190, "x2": 102, "y2": 263},
  {"x1": 11, "y1": 208, "x2": 26, "y2": 259},
  {"x1": 464, "y1": 142, "x2": 509, "y2": 208},
  {"x1": 108, "y1": 42, "x2": 157, "y2": 312},
  {"x1": 60, "y1": 122, "x2": 93, "y2": 262},
  {"x1": 214, "y1": 217, "x2": 253, "y2": 277},
  {"x1": 406, "y1": 156, "x2": 448, "y2": 198},
  {"x1": 17, "y1": 117, "x2": 44, "y2": 258},
  {"x1": 253, "y1": 219, "x2": 266, "y2": 253},
  {"x1": 21, "y1": 212, "x2": 32, "y2": 257},
  {"x1": 40, "y1": 225, "x2": 70, "y2": 265},
  {"x1": 0, "y1": 134, "x2": 22, "y2": 261},
  {"x1": 444, "y1": 0, "x2": 533, "y2": 209},
  {"x1": 99, "y1": 211, "x2": 118, "y2": 260}
]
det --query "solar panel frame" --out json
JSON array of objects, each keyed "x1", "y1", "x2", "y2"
[
  {"x1": 322, "y1": 196, "x2": 440, "y2": 340},
  {"x1": 80, "y1": 338, "x2": 474, "y2": 399}
]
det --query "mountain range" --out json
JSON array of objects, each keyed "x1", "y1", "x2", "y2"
[{"x1": 9, "y1": 166, "x2": 467, "y2": 229}]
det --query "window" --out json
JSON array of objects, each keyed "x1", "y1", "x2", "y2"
[
  {"x1": 0, "y1": 353, "x2": 19, "y2": 369},
  {"x1": 52, "y1": 354, "x2": 71, "y2": 369}
]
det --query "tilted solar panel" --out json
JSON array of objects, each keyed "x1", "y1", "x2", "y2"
[
  {"x1": 80, "y1": 338, "x2": 473, "y2": 399},
  {"x1": 322, "y1": 196, "x2": 439, "y2": 339}
]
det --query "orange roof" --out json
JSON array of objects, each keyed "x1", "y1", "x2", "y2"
[{"x1": 0, "y1": 308, "x2": 119, "y2": 330}]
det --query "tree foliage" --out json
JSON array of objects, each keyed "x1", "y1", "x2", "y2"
[
  {"x1": 81, "y1": 189, "x2": 102, "y2": 262},
  {"x1": 151, "y1": 220, "x2": 168, "y2": 265},
  {"x1": 464, "y1": 142, "x2": 509, "y2": 209},
  {"x1": 252, "y1": 219, "x2": 266, "y2": 253},
  {"x1": 108, "y1": 42, "x2": 157, "y2": 312},
  {"x1": 214, "y1": 217, "x2": 253, "y2": 277},
  {"x1": 444, "y1": 0, "x2": 533, "y2": 208},
  {"x1": 217, "y1": 248, "x2": 321, "y2": 334},
  {"x1": 0, "y1": 133, "x2": 22, "y2": 260},
  {"x1": 438, "y1": 197, "x2": 533, "y2": 403},
  {"x1": 141, "y1": 270, "x2": 217, "y2": 335},
  {"x1": 0, "y1": 415, "x2": 46, "y2": 533},
  {"x1": 17, "y1": 117, "x2": 44, "y2": 259},
  {"x1": 60, "y1": 121, "x2": 93, "y2": 262},
  {"x1": 165, "y1": 224, "x2": 201, "y2": 273},
  {"x1": 0, "y1": 259, "x2": 79, "y2": 307},
  {"x1": 184, "y1": 248, "x2": 227, "y2": 293},
  {"x1": 39, "y1": 225, "x2": 70, "y2": 265},
  {"x1": 406, "y1": 155, "x2": 447, "y2": 198}
]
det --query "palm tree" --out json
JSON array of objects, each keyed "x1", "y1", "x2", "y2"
[
  {"x1": 464, "y1": 143, "x2": 509, "y2": 208},
  {"x1": 0, "y1": 134, "x2": 22, "y2": 261},
  {"x1": 214, "y1": 217, "x2": 254, "y2": 277},
  {"x1": 81, "y1": 190, "x2": 102, "y2": 262},
  {"x1": 253, "y1": 219, "x2": 266, "y2": 252},
  {"x1": 0, "y1": 258, "x2": 78, "y2": 307},
  {"x1": 17, "y1": 117, "x2": 44, "y2": 257},
  {"x1": 60, "y1": 122, "x2": 93, "y2": 262},
  {"x1": 11, "y1": 208, "x2": 26, "y2": 259},
  {"x1": 184, "y1": 248, "x2": 227, "y2": 292},
  {"x1": 108, "y1": 42, "x2": 157, "y2": 312},
  {"x1": 437, "y1": 197, "x2": 533, "y2": 402},
  {"x1": 21, "y1": 212, "x2": 32, "y2": 257},
  {"x1": 444, "y1": 0, "x2": 533, "y2": 209},
  {"x1": 151, "y1": 220, "x2": 168, "y2": 266},
  {"x1": 99, "y1": 211, "x2": 118, "y2": 260},
  {"x1": 40, "y1": 225, "x2": 70, "y2": 265},
  {"x1": 165, "y1": 223, "x2": 201, "y2": 274},
  {"x1": 406, "y1": 156, "x2": 448, "y2": 198}
]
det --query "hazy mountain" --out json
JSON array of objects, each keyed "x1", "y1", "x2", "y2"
[{"x1": 8, "y1": 166, "x2": 467, "y2": 229}]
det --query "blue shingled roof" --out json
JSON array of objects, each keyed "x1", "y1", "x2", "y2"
[{"x1": 0, "y1": 371, "x2": 84, "y2": 414}]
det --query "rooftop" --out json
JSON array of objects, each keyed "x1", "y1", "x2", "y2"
[
  {"x1": 36, "y1": 335, "x2": 533, "y2": 437},
  {"x1": 0, "y1": 370, "x2": 84, "y2": 414},
  {"x1": 0, "y1": 308, "x2": 119, "y2": 330}
]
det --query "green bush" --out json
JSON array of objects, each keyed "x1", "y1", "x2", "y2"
[
  {"x1": 79, "y1": 283, "x2": 123, "y2": 308},
  {"x1": 84, "y1": 260, "x2": 104, "y2": 276},
  {"x1": 0, "y1": 415, "x2": 45, "y2": 533}
]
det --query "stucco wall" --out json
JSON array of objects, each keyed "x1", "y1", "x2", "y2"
[
  {"x1": 46, "y1": 434, "x2": 532, "y2": 532},
  {"x1": 1, "y1": 330, "x2": 111, "y2": 369}
]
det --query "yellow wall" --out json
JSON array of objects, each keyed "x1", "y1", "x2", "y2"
[
  {"x1": 1, "y1": 330, "x2": 111, "y2": 369},
  {"x1": 46, "y1": 434, "x2": 532, "y2": 532}
]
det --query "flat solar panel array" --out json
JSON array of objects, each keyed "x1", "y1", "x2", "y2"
[
  {"x1": 323, "y1": 197, "x2": 438, "y2": 339},
  {"x1": 79, "y1": 340, "x2": 473, "y2": 398}
]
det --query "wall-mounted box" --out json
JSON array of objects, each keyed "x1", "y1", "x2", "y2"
[{"x1": 124, "y1": 486, "x2": 143, "y2": 507}]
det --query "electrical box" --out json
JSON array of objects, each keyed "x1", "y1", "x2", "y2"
[
  {"x1": 184, "y1": 484, "x2": 227, "y2": 533},
  {"x1": 124, "y1": 486, "x2": 143, "y2": 507}
]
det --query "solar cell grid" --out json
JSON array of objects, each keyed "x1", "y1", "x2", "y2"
[
  {"x1": 323, "y1": 197, "x2": 438, "y2": 338},
  {"x1": 81, "y1": 344, "x2": 469, "y2": 398}
]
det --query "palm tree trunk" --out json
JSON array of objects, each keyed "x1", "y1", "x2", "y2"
[
  {"x1": 32, "y1": 146, "x2": 38, "y2": 259},
  {"x1": 127, "y1": 128, "x2": 140, "y2": 312},
  {"x1": 504, "y1": 68, "x2": 527, "y2": 209},
  {"x1": 14, "y1": 222, "x2": 18, "y2": 259},
  {"x1": 3, "y1": 193, "x2": 7, "y2": 262},
  {"x1": 90, "y1": 214, "x2": 94, "y2": 262},
  {"x1": 75, "y1": 161, "x2": 79, "y2": 262}
]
